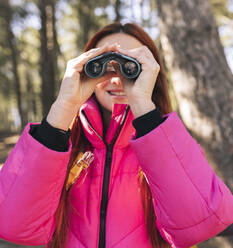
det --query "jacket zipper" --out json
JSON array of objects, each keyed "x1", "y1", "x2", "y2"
[
  {"x1": 98, "y1": 106, "x2": 129, "y2": 248},
  {"x1": 98, "y1": 143, "x2": 113, "y2": 248},
  {"x1": 81, "y1": 106, "x2": 130, "y2": 248}
]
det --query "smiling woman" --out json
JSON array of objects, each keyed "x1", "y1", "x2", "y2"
[
  {"x1": 0, "y1": 22, "x2": 233, "y2": 248},
  {"x1": 94, "y1": 33, "x2": 144, "y2": 115}
]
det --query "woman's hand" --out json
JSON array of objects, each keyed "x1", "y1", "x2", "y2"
[
  {"x1": 56, "y1": 43, "x2": 119, "y2": 107},
  {"x1": 46, "y1": 43, "x2": 119, "y2": 130},
  {"x1": 113, "y1": 45, "x2": 160, "y2": 118}
]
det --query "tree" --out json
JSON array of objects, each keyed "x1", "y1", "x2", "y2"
[
  {"x1": 113, "y1": 0, "x2": 122, "y2": 22},
  {"x1": 0, "y1": 1, "x2": 28, "y2": 129},
  {"x1": 156, "y1": 0, "x2": 233, "y2": 193},
  {"x1": 70, "y1": 0, "x2": 109, "y2": 50},
  {"x1": 38, "y1": 0, "x2": 60, "y2": 116}
]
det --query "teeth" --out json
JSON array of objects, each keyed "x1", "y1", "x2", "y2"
[{"x1": 109, "y1": 91, "x2": 126, "y2": 96}]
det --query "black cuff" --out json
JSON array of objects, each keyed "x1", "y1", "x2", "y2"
[
  {"x1": 29, "y1": 117, "x2": 71, "y2": 152},
  {"x1": 217, "y1": 224, "x2": 233, "y2": 236},
  {"x1": 132, "y1": 108, "x2": 167, "y2": 138}
]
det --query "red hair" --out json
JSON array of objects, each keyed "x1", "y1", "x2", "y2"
[{"x1": 48, "y1": 22, "x2": 172, "y2": 248}]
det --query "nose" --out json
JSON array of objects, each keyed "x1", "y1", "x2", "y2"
[
  {"x1": 110, "y1": 75, "x2": 122, "y2": 87},
  {"x1": 105, "y1": 60, "x2": 123, "y2": 86}
]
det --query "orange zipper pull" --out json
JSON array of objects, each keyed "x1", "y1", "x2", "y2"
[{"x1": 66, "y1": 151, "x2": 94, "y2": 191}]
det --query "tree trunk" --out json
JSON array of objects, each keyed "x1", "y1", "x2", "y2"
[
  {"x1": 76, "y1": 0, "x2": 94, "y2": 49},
  {"x1": 156, "y1": 0, "x2": 233, "y2": 192},
  {"x1": 1, "y1": 0, "x2": 26, "y2": 130},
  {"x1": 74, "y1": 0, "x2": 107, "y2": 50},
  {"x1": 114, "y1": 0, "x2": 122, "y2": 22},
  {"x1": 38, "y1": 0, "x2": 58, "y2": 117},
  {"x1": 26, "y1": 71, "x2": 37, "y2": 122}
]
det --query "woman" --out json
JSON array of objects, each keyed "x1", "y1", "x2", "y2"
[{"x1": 0, "y1": 22, "x2": 232, "y2": 248}]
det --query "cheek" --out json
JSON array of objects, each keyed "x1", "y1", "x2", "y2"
[
  {"x1": 95, "y1": 80, "x2": 112, "y2": 97},
  {"x1": 96, "y1": 80, "x2": 109, "y2": 89},
  {"x1": 94, "y1": 86, "x2": 110, "y2": 102},
  {"x1": 95, "y1": 86, "x2": 107, "y2": 97}
]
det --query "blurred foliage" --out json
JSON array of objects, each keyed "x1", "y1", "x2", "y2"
[
  {"x1": 210, "y1": 0, "x2": 233, "y2": 22},
  {"x1": 210, "y1": 0, "x2": 233, "y2": 47}
]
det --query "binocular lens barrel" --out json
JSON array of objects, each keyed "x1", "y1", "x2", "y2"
[
  {"x1": 122, "y1": 62, "x2": 138, "y2": 76},
  {"x1": 90, "y1": 62, "x2": 102, "y2": 75}
]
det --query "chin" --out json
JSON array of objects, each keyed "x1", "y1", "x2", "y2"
[
  {"x1": 95, "y1": 91, "x2": 128, "y2": 112},
  {"x1": 100, "y1": 101, "x2": 113, "y2": 112},
  {"x1": 112, "y1": 98, "x2": 129, "y2": 105}
]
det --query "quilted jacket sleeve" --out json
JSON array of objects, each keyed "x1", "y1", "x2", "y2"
[
  {"x1": 0, "y1": 122, "x2": 72, "y2": 246},
  {"x1": 130, "y1": 111, "x2": 233, "y2": 248}
]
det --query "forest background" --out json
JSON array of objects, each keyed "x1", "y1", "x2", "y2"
[{"x1": 0, "y1": 0, "x2": 233, "y2": 247}]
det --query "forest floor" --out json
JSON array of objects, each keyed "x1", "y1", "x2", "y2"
[{"x1": 0, "y1": 133, "x2": 232, "y2": 248}]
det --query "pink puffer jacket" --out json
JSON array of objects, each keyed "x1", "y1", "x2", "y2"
[{"x1": 0, "y1": 96, "x2": 233, "y2": 248}]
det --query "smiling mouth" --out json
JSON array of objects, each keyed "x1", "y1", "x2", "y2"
[{"x1": 107, "y1": 91, "x2": 126, "y2": 96}]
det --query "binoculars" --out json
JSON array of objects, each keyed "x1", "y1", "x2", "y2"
[{"x1": 84, "y1": 52, "x2": 141, "y2": 80}]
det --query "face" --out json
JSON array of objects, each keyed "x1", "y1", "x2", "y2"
[{"x1": 94, "y1": 33, "x2": 143, "y2": 112}]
